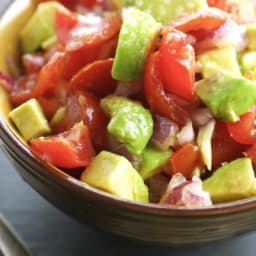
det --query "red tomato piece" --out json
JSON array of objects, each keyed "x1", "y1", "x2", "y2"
[
  {"x1": 22, "y1": 53, "x2": 45, "y2": 74},
  {"x1": 30, "y1": 124, "x2": 93, "y2": 168},
  {"x1": 169, "y1": 7, "x2": 229, "y2": 34},
  {"x1": 52, "y1": 91, "x2": 108, "y2": 152},
  {"x1": 212, "y1": 121, "x2": 246, "y2": 169},
  {"x1": 76, "y1": 90, "x2": 108, "y2": 152},
  {"x1": 169, "y1": 143, "x2": 203, "y2": 179},
  {"x1": 226, "y1": 109, "x2": 256, "y2": 145},
  {"x1": 159, "y1": 29, "x2": 196, "y2": 101},
  {"x1": 144, "y1": 51, "x2": 188, "y2": 126},
  {"x1": 38, "y1": 97, "x2": 63, "y2": 121},
  {"x1": 55, "y1": 8, "x2": 121, "y2": 52},
  {"x1": 68, "y1": 58, "x2": 117, "y2": 97},
  {"x1": 207, "y1": 0, "x2": 239, "y2": 20},
  {"x1": 244, "y1": 144, "x2": 256, "y2": 167},
  {"x1": 10, "y1": 52, "x2": 65, "y2": 106}
]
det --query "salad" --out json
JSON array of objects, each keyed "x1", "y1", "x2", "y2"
[{"x1": 2, "y1": 0, "x2": 256, "y2": 207}]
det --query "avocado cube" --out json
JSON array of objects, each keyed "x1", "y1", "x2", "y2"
[
  {"x1": 196, "y1": 71, "x2": 256, "y2": 122},
  {"x1": 203, "y1": 158, "x2": 256, "y2": 203},
  {"x1": 197, "y1": 46, "x2": 241, "y2": 78},
  {"x1": 20, "y1": 2, "x2": 65, "y2": 53},
  {"x1": 81, "y1": 151, "x2": 149, "y2": 202},
  {"x1": 111, "y1": 7, "x2": 161, "y2": 81},
  {"x1": 9, "y1": 98, "x2": 51, "y2": 141},
  {"x1": 101, "y1": 96, "x2": 153, "y2": 155},
  {"x1": 139, "y1": 144, "x2": 172, "y2": 180}
]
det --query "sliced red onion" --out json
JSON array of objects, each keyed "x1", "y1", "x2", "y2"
[
  {"x1": 0, "y1": 71, "x2": 15, "y2": 91},
  {"x1": 151, "y1": 115, "x2": 179, "y2": 151},
  {"x1": 5, "y1": 55, "x2": 21, "y2": 78},
  {"x1": 176, "y1": 119, "x2": 195, "y2": 146},
  {"x1": 190, "y1": 107, "x2": 213, "y2": 128},
  {"x1": 160, "y1": 173, "x2": 212, "y2": 207}
]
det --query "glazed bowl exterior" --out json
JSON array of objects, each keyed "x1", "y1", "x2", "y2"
[{"x1": 1, "y1": 0, "x2": 256, "y2": 245}]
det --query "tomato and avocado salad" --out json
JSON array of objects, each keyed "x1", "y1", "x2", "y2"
[{"x1": 2, "y1": 0, "x2": 256, "y2": 206}]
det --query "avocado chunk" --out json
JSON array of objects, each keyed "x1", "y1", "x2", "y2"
[
  {"x1": 20, "y1": 2, "x2": 65, "y2": 53},
  {"x1": 203, "y1": 158, "x2": 256, "y2": 203},
  {"x1": 139, "y1": 144, "x2": 172, "y2": 180},
  {"x1": 196, "y1": 71, "x2": 256, "y2": 122},
  {"x1": 9, "y1": 98, "x2": 51, "y2": 141},
  {"x1": 81, "y1": 151, "x2": 149, "y2": 202},
  {"x1": 197, "y1": 46, "x2": 241, "y2": 78},
  {"x1": 101, "y1": 96, "x2": 153, "y2": 155},
  {"x1": 118, "y1": 0, "x2": 208, "y2": 24},
  {"x1": 111, "y1": 7, "x2": 161, "y2": 81}
]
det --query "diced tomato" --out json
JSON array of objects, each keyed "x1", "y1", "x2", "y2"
[
  {"x1": 212, "y1": 121, "x2": 246, "y2": 168},
  {"x1": 144, "y1": 51, "x2": 188, "y2": 126},
  {"x1": 169, "y1": 7, "x2": 229, "y2": 34},
  {"x1": 207, "y1": 0, "x2": 239, "y2": 20},
  {"x1": 10, "y1": 52, "x2": 65, "y2": 106},
  {"x1": 169, "y1": 143, "x2": 203, "y2": 179},
  {"x1": 22, "y1": 53, "x2": 45, "y2": 74},
  {"x1": 159, "y1": 29, "x2": 196, "y2": 101},
  {"x1": 30, "y1": 124, "x2": 93, "y2": 168},
  {"x1": 68, "y1": 58, "x2": 117, "y2": 97},
  {"x1": 55, "y1": 8, "x2": 122, "y2": 51},
  {"x1": 226, "y1": 109, "x2": 256, "y2": 145},
  {"x1": 54, "y1": 8, "x2": 121, "y2": 80},
  {"x1": 38, "y1": 97, "x2": 63, "y2": 121},
  {"x1": 244, "y1": 144, "x2": 256, "y2": 167},
  {"x1": 52, "y1": 91, "x2": 108, "y2": 152}
]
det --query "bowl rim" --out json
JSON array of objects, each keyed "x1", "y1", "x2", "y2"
[
  {"x1": 1, "y1": 0, "x2": 256, "y2": 218},
  {"x1": 1, "y1": 116, "x2": 256, "y2": 216}
]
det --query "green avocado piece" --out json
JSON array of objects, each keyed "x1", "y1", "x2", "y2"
[
  {"x1": 139, "y1": 144, "x2": 172, "y2": 180},
  {"x1": 101, "y1": 96, "x2": 153, "y2": 155},
  {"x1": 20, "y1": 2, "x2": 65, "y2": 53},
  {"x1": 203, "y1": 158, "x2": 256, "y2": 203},
  {"x1": 118, "y1": 0, "x2": 208, "y2": 24},
  {"x1": 197, "y1": 46, "x2": 241, "y2": 78},
  {"x1": 196, "y1": 71, "x2": 256, "y2": 122},
  {"x1": 9, "y1": 98, "x2": 51, "y2": 141},
  {"x1": 80, "y1": 151, "x2": 149, "y2": 202},
  {"x1": 111, "y1": 7, "x2": 161, "y2": 81}
]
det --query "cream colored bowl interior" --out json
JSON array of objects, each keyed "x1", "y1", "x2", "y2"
[{"x1": 0, "y1": 0, "x2": 36, "y2": 132}]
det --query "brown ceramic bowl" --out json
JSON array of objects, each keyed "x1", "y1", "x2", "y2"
[{"x1": 1, "y1": 0, "x2": 256, "y2": 245}]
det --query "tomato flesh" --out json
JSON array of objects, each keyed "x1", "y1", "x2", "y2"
[
  {"x1": 30, "y1": 124, "x2": 93, "y2": 168},
  {"x1": 159, "y1": 29, "x2": 196, "y2": 101}
]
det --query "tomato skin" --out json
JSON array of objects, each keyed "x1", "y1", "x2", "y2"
[
  {"x1": 144, "y1": 51, "x2": 188, "y2": 126},
  {"x1": 10, "y1": 52, "x2": 65, "y2": 106},
  {"x1": 68, "y1": 58, "x2": 117, "y2": 98},
  {"x1": 244, "y1": 144, "x2": 256, "y2": 167},
  {"x1": 30, "y1": 124, "x2": 93, "y2": 168},
  {"x1": 169, "y1": 7, "x2": 229, "y2": 34},
  {"x1": 226, "y1": 110, "x2": 256, "y2": 145},
  {"x1": 159, "y1": 29, "x2": 196, "y2": 101},
  {"x1": 169, "y1": 143, "x2": 203, "y2": 179},
  {"x1": 52, "y1": 91, "x2": 108, "y2": 152},
  {"x1": 212, "y1": 121, "x2": 246, "y2": 169}
]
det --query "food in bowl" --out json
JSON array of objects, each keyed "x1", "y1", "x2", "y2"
[{"x1": 2, "y1": 0, "x2": 256, "y2": 207}]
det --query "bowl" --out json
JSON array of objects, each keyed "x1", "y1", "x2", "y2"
[{"x1": 1, "y1": 0, "x2": 256, "y2": 245}]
